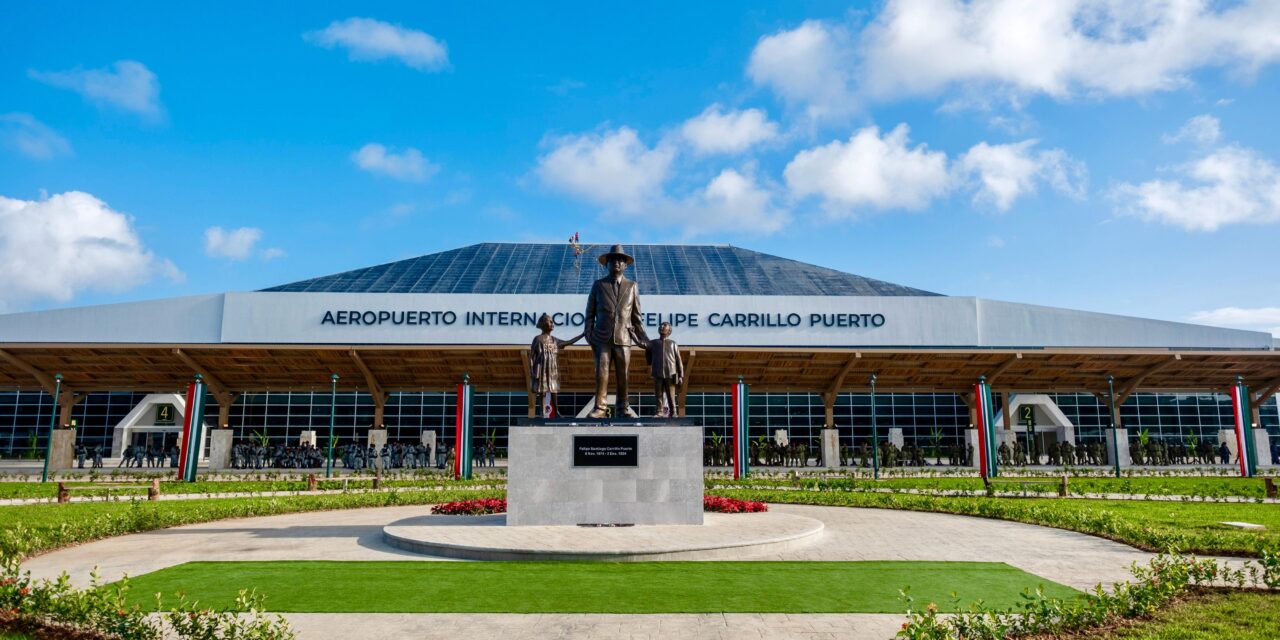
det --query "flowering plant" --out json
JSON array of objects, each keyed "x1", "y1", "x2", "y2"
[
  {"x1": 431, "y1": 498, "x2": 506, "y2": 515},
  {"x1": 703, "y1": 496, "x2": 767, "y2": 513}
]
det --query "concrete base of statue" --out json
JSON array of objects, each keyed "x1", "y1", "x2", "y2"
[
  {"x1": 888, "y1": 428, "x2": 904, "y2": 449},
  {"x1": 507, "y1": 424, "x2": 702, "y2": 526},
  {"x1": 1254, "y1": 431, "x2": 1273, "y2": 466},
  {"x1": 208, "y1": 429, "x2": 233, "y2": 470},
  {"x1": 821, "y1": 428, "x2": 840, "y2": 468},
  {"x1": 964, "y1": 429, "x2": 980, "y2": 468},
  {"x1": 421, "y1": 431, "x2": 437, "y2": 465},
  {"x1": 47, "y1": 430, "x2": 76, "y2": 472},
  {"x1": 299, "y1": 430, "x2": 317, "y2": 447},
  {"x1": 1106, "y1": 429, "x2": 1131, "y2": 468}
]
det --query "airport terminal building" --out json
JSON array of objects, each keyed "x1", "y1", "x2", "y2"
[{"x1": 1, "y1": 242, "x2": 1277, "y2": 461}]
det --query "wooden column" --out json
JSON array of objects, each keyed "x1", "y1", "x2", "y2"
[
  {"x1": 1001, "y1": 392, "x2": 1013, "y2": 432},
  {"x1": 58, "y1": 391, "x2": 85, "y2": 426},
  {"x1": 677, "y1": 350, "x2": 696, "y2": 418}
]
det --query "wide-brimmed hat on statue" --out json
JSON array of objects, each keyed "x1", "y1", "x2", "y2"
[{"x1": 597, "y1": 244, "x2": 634, "y2": 266}]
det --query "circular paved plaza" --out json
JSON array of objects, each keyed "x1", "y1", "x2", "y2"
[{"x1": 23, "y1": 504, "x2": 1179, "y2": 639}]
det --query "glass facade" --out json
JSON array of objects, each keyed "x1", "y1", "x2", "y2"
[{"x1": 2, "y1": 388, "x2": 1277, "y2": 458}]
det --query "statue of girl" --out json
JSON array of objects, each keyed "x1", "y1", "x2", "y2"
[{"x1": 529, "y1": 313, "x2": 584, "y2": 418}]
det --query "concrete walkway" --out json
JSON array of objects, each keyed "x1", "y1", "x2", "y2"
[{"x1": 20, "y1": 503, "x2": 1180, "y2": 639}]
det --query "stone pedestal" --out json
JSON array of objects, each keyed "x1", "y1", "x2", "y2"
[
  {"x1": 208, "y1": 429, "x2": 233, "y2": 470},
  {"x1": 1254, "y1": 431, "x2": 1273, "y2": 466},
  {"x1": 47, "y1": 429, "x2": 76, "y2": 472},
  {"x1": 964, "y1": 429, "x2": 980, "y2": 467},
  {"x1": 299, "y1": 430, "x2": 317, "y2": 447},
  {"x1": 507, "y1": 425, "x2": 703, "y2": 526},
  {"x1": 887, "y1": 428, "x2": 904, "y2": 449},
  {"x1": 420, "y1": 431, "x2": 437, "y2": 465},
  {"x1": 820, "y1": 429, "x2": 840, "y2": 468},
  {"x1": 1105, "y1": 429, "x2": 1131, "y2": 468}
]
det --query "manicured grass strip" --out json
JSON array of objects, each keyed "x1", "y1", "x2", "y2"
[
  {"x1": 710, "y1": 489, "x2": 1279, "y2": 556},
  {"x1": 0, "y1": 477, "x2": 499, "y2": 500},
  {"x1": 125, "y1": 560, "x2": 1079, "y2": 614},
  {"x1": 717, "y1": 475, "x2": 1274, "y2": 499},
  {"x1": 0, "y1": 489, "x2": 502, "y2": 559},
  {"x1": 1069, "y1": 588, "x2": 1280, "y2": 639}
]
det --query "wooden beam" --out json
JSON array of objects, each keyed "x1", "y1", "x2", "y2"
[
  {"x1": 0, "y1": 348, "x2": 63, "y2": 394},
  {"x1": 985, "y1": 353, "x2": 1022, "y2": 386},
  {"x1": 678, "y1": 350, "x2": 696, "y2": 418},
  {"x1": 350, "y1": 350, "x2": 388, "y2": 427},
  {"x1": 1251, "y1": 378, "x2": 1280, "y2": 409},
  {"x1": 1115, "y1": 355, "x2": 1181, "y2": 405},
  {"x1": 172, "y1": 349, "x2": 232, "y2": 400}
]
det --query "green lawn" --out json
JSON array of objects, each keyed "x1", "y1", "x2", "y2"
[
  {"x1": 0, "y1": 477, "x2": 498, "y2": 500},
  {"x1": 0, "y1": 488, "x2": 502, "y2": 558},
  {"x1": 717, "y1": 475, "x2": 1274, "y2": 499},
  {"x1": 125, "y1": 560, "x2": 1079, "y2": 614},
  {"x1": 1072, "y1": 589, "x2": 1280, "y2": 639},
  {"x1": 712, "y1": 489, "x2": 1280, "y2": 556}
]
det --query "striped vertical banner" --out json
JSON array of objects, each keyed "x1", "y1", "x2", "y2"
[
  {"x1": 177, "y1": 377, "x2": 207, "y2": 482},
  {"x1": 731, "y1": 377, "x2": 749, "y2": 479},
  {"x1": 1230, "y1": 378, "x2": 1255, "y2": 478},
  {"x1": 454, "y1": 375, "x2": 474, "y2": 480},
  {"x1": 973, "y1": 377, "x2": 998, "y2": 479}
]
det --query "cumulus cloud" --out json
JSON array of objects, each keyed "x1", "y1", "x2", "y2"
[
  {"x1": 0, "y1": 113, "x2": 72, "y2": 160},
  {"x1": 748, "y1": 2, "x2": 1280, "y2": 114},
  {"x1": 305, "y1": 17, "x2": 449, "y2": 71},
  {"x1": 680, "y1": 104, "x2": 779, "y2": 155},
  {"x1": 673, "y1": 168, "x2": 789, "y2": 236},
  {"x1": 535, "y1": 127, "x2": 676, "y2": 212},
  {"x1": 860, "y1": 0, "x2": 1280, "y2": 100},
  {"x1": 957, "y1": 140, "x2": 1086, "y2": 210},
  {"x1": 1114, "y1": 142, "x2": 1280, "y2": 231},
  {"x1": 1190, "y1": 307, "x2": 1280, "y2": 337},
  {"x1": 747, "y1": 20, "x2": 857, "y2": 121},
  {"x1": 203, "y1": 226, "x2": 263, "y2": 261},
  {"x1": 784, "y1": 124, "x2": 951, "y2": 214},
  {"x1": 0, "y1": 192, "x2": 179, "y2": 310},
  {"x1": 1163, "y1": 114, "x2": 1221, "y2": 146},
  {"x1": 29, "y1": 60, "x2": 162, "y2": 119},
  {"x1": 352, "y1": 143, "x2": 438, "y2": 182}
]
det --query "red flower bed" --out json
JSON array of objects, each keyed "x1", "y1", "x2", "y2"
[
  {"x1": 431, "y1": 498, "x2": 507, "y2": 515},
  {"x1": 703, "y1": 496, "x2": 767, "y2": 513}
]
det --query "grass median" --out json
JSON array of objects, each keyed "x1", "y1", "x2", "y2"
[
  {"x1": 1061, "y1": 588, "x2": 1280, "y2": 640},
  {"x1": 0, "y1": 488, "x2": 502, "y2": 559},
  {"x1": 709, "y1": 488, "x2": 1279, "y2": 556},
  {"x1": 127, "y1": 560, "x2": 1079, "y2": 614}
]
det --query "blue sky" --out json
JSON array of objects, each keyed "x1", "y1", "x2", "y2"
[{"x1": 2, "y1": 1, "x2": 1279, "y2": 335}]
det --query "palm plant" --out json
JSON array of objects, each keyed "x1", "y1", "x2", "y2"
[{"x1": 252, "y1": 429, "x2": 270, "y2": 448}]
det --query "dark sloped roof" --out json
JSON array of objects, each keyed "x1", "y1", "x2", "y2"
[{"x1": 261, "y1": 243, "x2": 941, "y2": 296}]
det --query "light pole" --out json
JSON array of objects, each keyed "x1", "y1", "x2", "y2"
[
  {"x1": 869, "y1": 373, "x2": 880, "y2": 480},
  {"x1": 1107, "y1": 375, "x2": 1121, "y2": 478},
  {"x1": 326, "y1": 373, "x2": 339, "y2": 479},
  {"x1": 40, "y1": 374, "x2": 63, "y2": 483}
]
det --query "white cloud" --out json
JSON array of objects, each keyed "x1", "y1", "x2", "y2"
[
  {"x1": 260, "y1": 247, "x2": 286, "y2": 260},
  {"x1": 1190, "y1": 307, "x2": 1280, "y2": 337},
  {"x1": 784, "y1": 124, "x2": 951, "y2": 214},
  {"x1": 204, "y1": 226, "x2": 262, "y2": 261},
  {"x1": 987, "y1": 235, "x2": 1005, "y2": 248},
  {"x1": 675, "y1": 168, "x2": 789, "y2": 236},
  {"x1": 747, "y1": 20, "x2": 856, "y2": 120},
  {"x1": 535, "y1": 127, "x2": 675, "y2": 212},
  {"x1": 958, "y1": 140, "x2": 1086, "y2": 210},
  {"x1": 0, "y1": 191, "x2": 179, "y2": 310},
  {"x1": 1114, "y1": 144, "x2": 1280, "y2": 231},
  {"x1": 859, "y1": 0, "x2": 1280, "y2": 101},
  {"x1": 1163, "y1": 114, "x2": 1221, "y2": 146},
  {"x1": 0, "y1": 113, "x2": 72, "y2": 159},
  {"x1": 29, "y1": 60, "x2": 162, "y2": 119},
  {"x1": 305, "y1": 17, "x2": 449, "y2": 71},
  {"x1": 680, "y1": 104, "x2": 779, "y2": 155},
  {"x1": 352, "y1": 143, "x2": 438, "y2": 182}
]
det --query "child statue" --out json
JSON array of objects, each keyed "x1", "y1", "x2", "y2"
[
  {"x1": 529, "y1": 313, "x2": 584, "y2": 418},
  {"x1": 643, "y1": 321, "x2": 684, "y2": 417}
]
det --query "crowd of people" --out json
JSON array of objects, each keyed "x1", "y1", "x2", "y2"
[{"x1": 115, "y1": 444, "x2": 178, "y2": 468}]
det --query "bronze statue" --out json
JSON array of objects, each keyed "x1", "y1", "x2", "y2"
[
  {"x1": 643, "y1": 321, "x2": 684, "y2": 417},
  {"x1": 584, "y1": 244, "x2": 648, "y2": 418},
  {"x1": 528, "y1": 313, "x2": 583, "y2": 418}
]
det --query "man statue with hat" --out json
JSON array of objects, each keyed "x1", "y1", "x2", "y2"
[{"x1": 585, "y1": 244, "x2": 649, "y2": 418}]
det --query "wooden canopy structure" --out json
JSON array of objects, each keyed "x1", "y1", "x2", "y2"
[{"x1": 3, "y1": 343, "x2": 1279, "y2": 426}]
